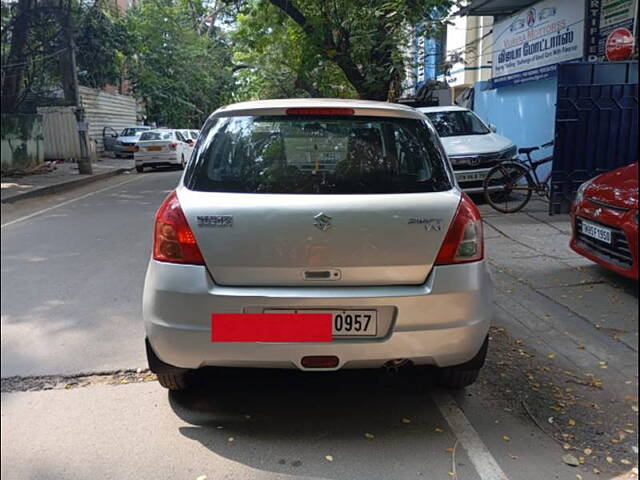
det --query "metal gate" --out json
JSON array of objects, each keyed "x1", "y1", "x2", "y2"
[{"x1": 550, "y1": 61, "x2": 638, "y2": 214}]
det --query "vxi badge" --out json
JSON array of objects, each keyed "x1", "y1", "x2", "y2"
[{"x1": 408, "y1": 217, "x2": 443, "y2": 232}]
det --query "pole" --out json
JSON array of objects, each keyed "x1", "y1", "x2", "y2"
[{"x1": 60, "y1": 0, "x2": 92, "y2": 174}]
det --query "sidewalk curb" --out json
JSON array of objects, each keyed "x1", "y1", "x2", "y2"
[{"x1": 1, "y1": 167, "x2": 134, "y2": 204}]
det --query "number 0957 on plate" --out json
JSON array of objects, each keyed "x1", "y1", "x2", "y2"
[{"x1": 265, "y1": 309, "x2": 377, "y2": 337}]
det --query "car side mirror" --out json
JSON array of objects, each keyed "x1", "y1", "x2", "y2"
[{"x1": 488, "y1": 124, "x2": 497, "y2": 133}]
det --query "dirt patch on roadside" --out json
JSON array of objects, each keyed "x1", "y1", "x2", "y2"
[
  {"x1": 1, "y1": 369, "x2": 157, "y2": 393},
  {"x1": 482, "y1": 326, "x2": 638, "y2": 476}
]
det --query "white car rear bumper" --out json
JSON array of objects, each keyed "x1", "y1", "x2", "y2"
[{"x1": 143, "y1": 260, "x2": 493, "y2": 371}]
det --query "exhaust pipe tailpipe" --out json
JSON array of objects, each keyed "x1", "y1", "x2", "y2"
[{"x1": 384, "y1": 358, "x2": 410, "y2": 373}]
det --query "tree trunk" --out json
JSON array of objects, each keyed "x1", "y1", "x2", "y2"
[{"x1": 1, "y1": 0, "x2": 33, "y2": 112}]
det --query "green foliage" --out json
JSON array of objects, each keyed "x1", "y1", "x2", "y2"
[
  {"x1": 123, "y1": 0, "x2": 234, "y2": 127},
  {"x1": 232, "y1": 6, "x2": 357, "y2": 100},
  {"x1": 235, "y1": 0, "x2": 452, "y2": 101},
  {"x1": 76, "y1": 3, "x2": 129, "y2": 89}
]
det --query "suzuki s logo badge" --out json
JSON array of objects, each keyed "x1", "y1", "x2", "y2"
[
  {"x1": 314, "y1": 212, "x2": 332, "y2": 231},
  {"x1": 408, "y1": 218, "x2": 442, "y2": 231},
  {"x1": 594, "y1": 208, "x2": 602, "y2": 217},
  {"x1": 469, "y1": 157, "x2": 481, "y2": 167},
  {"x1": 197, "y1": 215, "x2": 233, "y2": 227}
]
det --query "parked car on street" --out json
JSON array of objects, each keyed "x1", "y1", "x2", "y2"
[
  {"x1": 143, "y1": 99, "x2": 493, "y2": 390},
  {"x1": 570, "y1": 162, "x2": 638, "y2": 280},
  {"x1": 178, "y1": 129, "x2": 196, "y2": 163},
  {"x1": 103, "y1": 125, "x2": 151, "y2": 158},
  {"x1": 134, "y1": 129, "x2": 192, "y2": 173},
  {"x1": 418, "y1": 106, "x2": 517, "y2": 193}
]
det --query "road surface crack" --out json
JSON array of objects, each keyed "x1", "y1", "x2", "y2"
[{"x1": 1, "y1": 369, "x2": 156, "y2": 393}]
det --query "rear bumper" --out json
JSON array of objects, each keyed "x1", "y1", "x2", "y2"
[
  {"x1": 135, "y1": 152, "x2": 180, "y2": 166},
  {"x1": 143, "y1": 260, "x2": 493, "y2": 371}
]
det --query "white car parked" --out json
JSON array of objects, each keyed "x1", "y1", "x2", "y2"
[
  {"x1": 134, "y1": 129, "x2": 192, "y2": 173},
  {"x1": 419, "y1": 106, "x2": 517, "y2": 193}
]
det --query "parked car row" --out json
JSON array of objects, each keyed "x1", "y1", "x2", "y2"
[
  {"x1": 134, "y1": 129, "x2": 200, "y2": 173},
  {"x1": 102, "y1": 126, "x2": 200, "y2": 171}
]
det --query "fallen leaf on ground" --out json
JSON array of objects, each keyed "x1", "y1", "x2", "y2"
[
  {"x1": 508, "y1": 453, "x2": 519, "y2": 460},
  {"x1": 562, "y1": 454, "x2": 579, "y2": 467},
  {"x1": 621, "y1": 459, "x2": 632, "y2": 465},
  {"x1": 434, "y1": 427, "x2": 444, "y2": 433},
  {"x1": 325, "y1": 455, "x2": 333, "y2": 462},
  {"x1": 401, "y1": 417, "x2": 411, "y2": 424},
  {"x1": 548, "y1": 354, "x2": 556, "y2": 359},
  {"x1": 227, "y1": 437, "x2": 235, "y2": 442},
  {"x1": 568, "y1": 419, "x2": 577, "y2": 426},
  {"x1": 364, "y1": 433, "x2": 375, "y2": 439},
  {"x1": 196, "y1": 476, "x2": 207, "y2": 480},
  {"x1": 606, "y1": 456, "x2": 614, "y2": 464},
  {"x1": 502, "y1": 435, "x2": 511, "y2": 441},
  {"x1": 583, "y1": 448, "x2": 592, "y2": 456}
]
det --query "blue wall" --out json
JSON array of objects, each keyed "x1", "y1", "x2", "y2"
[{"x1": 473, "y1": 77, "x2": 557, "y2": 178}]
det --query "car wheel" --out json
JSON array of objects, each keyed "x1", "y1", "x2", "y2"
[
  {"x1": 136, "y1": 166, "x2": 144, "y2": 173},
  {"x1": 157, "y1": 373, "x2": 189, "y2": 391},
  {"x1": 437, "y1": 335, "x2": 488, "y2": 389}
]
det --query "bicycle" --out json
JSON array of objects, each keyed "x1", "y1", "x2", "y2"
[{"x1": 483, "y1": 140, "x2": 554, "y2": 213}]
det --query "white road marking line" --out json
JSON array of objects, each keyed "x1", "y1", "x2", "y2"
[
  {"x1": 432, "y1": 391, "x2": 509, "y2": 480},
  {"x1": 1, "y1": 176, "x2": 143, "y2": 229}
]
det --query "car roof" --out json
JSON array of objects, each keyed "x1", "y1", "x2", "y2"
[
  {"x1": 213, "y1": 98, "x2": 425, "y2": 120},
  {"x1": 417, "y1": 106, "x2": 469, "y2": 113}
]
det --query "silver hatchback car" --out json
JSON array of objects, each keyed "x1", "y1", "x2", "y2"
[{"x1": 143, "y1": 99, "x2": 493, "y2": 390}]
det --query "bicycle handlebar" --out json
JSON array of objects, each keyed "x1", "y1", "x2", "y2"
[{"x1": 540, "y1": 140, "x2": 554, "y2": 148}]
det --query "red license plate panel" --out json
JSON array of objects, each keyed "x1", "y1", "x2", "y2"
[{"x1": 211, "y1": 313, "x2": 332, "y2": 342}]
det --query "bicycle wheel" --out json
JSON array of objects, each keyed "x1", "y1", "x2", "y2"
[{"x1": 483, "y1": 161, "x2": 534, "y2": 213}]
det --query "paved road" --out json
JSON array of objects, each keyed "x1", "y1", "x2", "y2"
[
  {"x1": 1, "y1": 173, "x2": 636, "y2": 480},
  {"x1": 1, "y1": 171, "x2": 177, "y2": 377}
]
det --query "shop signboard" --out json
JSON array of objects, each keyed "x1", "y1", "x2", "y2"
[
  {"x1": 491, "y1": 0, "x2": 585, "y2": 87},
  {"x1": 586, "y1": 0, "x2": 637, "y2": 61}
]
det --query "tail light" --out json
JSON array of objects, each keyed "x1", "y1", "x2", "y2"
[
  {"x1": 435, "y1": 193, "x2": 484, "y2": 265},
  {"x1": 286, "y1": 108, "x2": 355, "y2": 116},
  {"x1": 168, "y1": 142, "x2": 177, "y2": 150},
  {"x1": 153, "y1": 191, "x2": 204, "y2": 265}
]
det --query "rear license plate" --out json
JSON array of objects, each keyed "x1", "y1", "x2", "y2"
[
  {"x1": 456, "y1": 171, "x2": 487, "y2": 183},
  {"x1": 124, "y1": 146, "x2": 136, "y2": 152},
  {"x1": 581, "y1": 220, "x2": 612, "y2": 244},
  {"x1": 146, "y1": 146, "x2": 162, "y2": 152},
  {"x1": 265, "y1": 309, "x2": 377, "y2": 337}
]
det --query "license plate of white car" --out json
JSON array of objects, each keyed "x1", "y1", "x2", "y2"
[
  {"x1": 264, "y1": 309, "x2": 377, "y2": 336},
  {"x1": 581, "y1": 220, "x2": 612, "y2": 244},
  {"x1": 146, "y1": 146, "x2": 162, "y2": 152},
  {"x1": 456, "y1": 171, "x2": 486, "y2": 182}
]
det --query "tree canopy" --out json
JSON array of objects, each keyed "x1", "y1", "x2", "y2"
[{"x1": 1, "y1": 0, "x2": 452, "y2": 122}]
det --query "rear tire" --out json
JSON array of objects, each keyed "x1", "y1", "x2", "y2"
[
  {"x1": 136, "y1": 166, "x2": 144, "y2": 173},
  {"x1": 437, "y1": 336, "x2": 488, "y2": 389},
  {"x1": 146, "y1": 338, "x2": 192, "y2": 390},
  {"x1": 483, "y1": 162, "x2": 533, "y2": 213},
  {"x1": 157, "y1": 373, "x2": 189, "y2": 391}
]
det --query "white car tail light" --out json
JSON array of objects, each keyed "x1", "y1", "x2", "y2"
[
  {"x1": 435, "y1": 193, "x2": 484, "y2": 265},
  {"x1": 153, "y1": 191, "x2": 204, "y2": 265}
]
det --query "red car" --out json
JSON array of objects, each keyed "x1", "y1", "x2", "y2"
[{"x1": 570, "y1": 162, "x2": 638, "y2": 281}]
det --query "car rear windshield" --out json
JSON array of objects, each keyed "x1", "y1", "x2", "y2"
[
  {"x1": 139, "y1": 131, "x2": 173, "y2": 141},
  {"x1": 185, "y1": 115, "x2": 452, "y2": 194},
  {"x1": 122, "y1": 127, "x2": 149, "y2": 136},
  {"x1": 425, "y1": 111, "x2": 489, "y2": 137}
]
